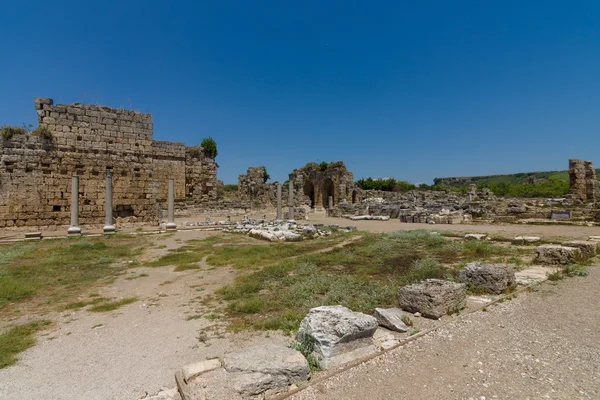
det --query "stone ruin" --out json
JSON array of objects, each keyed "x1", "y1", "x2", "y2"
[
  {"x1": 0, "y1": 98, "x2": 217, "y2": 228},
  {"x1": 289, "y1": 161, "x2": 358, "y2": 209},
  {"x1": 569, "y1": 158, "x2": 600, "y2": 201}
]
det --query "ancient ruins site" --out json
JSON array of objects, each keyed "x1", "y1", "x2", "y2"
[{"x1": 1, "y1": 99, "x2": 600, "y2": 400}]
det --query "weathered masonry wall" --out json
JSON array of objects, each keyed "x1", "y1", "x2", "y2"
[{"x1": 0, "y1": 98, "x2": 217, "y2": 228}]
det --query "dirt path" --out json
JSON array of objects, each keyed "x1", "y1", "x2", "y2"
[{"x1": 290, "y1": 266, "x2": 600, "y2": 400}]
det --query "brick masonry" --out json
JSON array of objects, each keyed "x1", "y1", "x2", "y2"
[{"x1": 0, "y1": 98, "x2": 217, "y2": 228}]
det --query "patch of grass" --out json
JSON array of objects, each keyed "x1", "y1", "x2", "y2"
[
  {"x1": 0, "y1": 320, "x2": 52, "y2": 368},
  {"x1": 0, "y1": 236, "x2": 147, "y2": 312},
  {"x1": 64, "y1": 297, "x2": 111, "y2": 310},
  {"x1": 173, "y1": 264, "x2": 201, "y2": 272},
  {"x1": 401, "y1": 314, "x2": 413, "y2": 327},
  {"x1": 88, "y1": 297, "x2": 138, "y2": 312},
  {"x1": 409, "y1": 328, "x2": 421, "y2": 336}
]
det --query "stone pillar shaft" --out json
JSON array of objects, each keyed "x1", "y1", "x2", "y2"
[
  {"x1": 103, "y1": 169, "x2": 115, "y2": 233},
  {"x1": 276, "y1": 184, "x2": 283, "y2": 220},
  {"x1": 166, "y1": 179, "x2": 176, "y2": 230},
  {"x1": 68, "y1": 175, "x2": 81, "y2": 235},
  {"x1": 288, "y1": 180, "x2": 294, "y2": 220}
]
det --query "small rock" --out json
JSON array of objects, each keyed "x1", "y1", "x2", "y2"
[
  {"x1": 373, "y1": 308, "x2": 409, "y2": 332},
  {"x1": 399, "y1": 279, "x2": 466, "y2": 319}
]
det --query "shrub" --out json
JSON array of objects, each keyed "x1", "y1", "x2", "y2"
[
  {"x1": 200, "y1": 137, "x2": 218, "y2": 159},
  {"x1": 1, "y1": 125, "x2": 27, "y2": 141},
  {"x1": 30, "y1": 125, "x2": 52, "y2": 139}
]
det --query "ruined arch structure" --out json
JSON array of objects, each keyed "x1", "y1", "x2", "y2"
[{"x1": 289, "y1": 161, "x2": 356, "y2": 210}]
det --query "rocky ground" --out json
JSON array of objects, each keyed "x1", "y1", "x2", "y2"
[{"x1": 290, "y1": 267, "x2": 600, "y2": 400}]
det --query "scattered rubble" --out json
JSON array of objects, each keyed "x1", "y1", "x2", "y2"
[
  {"x1": 398, "y1": 279, "x2": 467, "y2": 319},
  {"x1": 222, "y1": 220, "x2": 352, "y2": 241},
  {"x1": 459, "y1": 262, "x2": 516, "y2": 294},
  {"x1": 464, "y1": 233, "x2": 488, "y2": 241},
  {"x1": 297, "y1": 305, "x2": 379, "y2": 370}
]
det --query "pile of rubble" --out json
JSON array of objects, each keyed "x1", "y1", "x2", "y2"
[{"x1": 222, "y1": 219, "x2": 356, "y2": 241}]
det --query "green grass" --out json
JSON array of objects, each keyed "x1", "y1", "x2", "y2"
[
  {"x1": 88, "y1": 297, "x2": 138, "y2": 312},
  {"x1": 147, "y1": 232, "x2": 351, "y2": 271},
  {"x1": 64, "y1": 297, "x2": 111, "y2": 310},
  {"x1": 0, "y1": 236, "x2": 148, "y2": 311},
  {"x1": 0, "y1": 320, "x2": 52, "y2": 368},
  {"x1": 215, "y1": 231, "x2": 529, "y2": 333}
]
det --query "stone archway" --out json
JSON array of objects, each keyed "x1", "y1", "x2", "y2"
[
  {"x1": 303, "y1": 180, "x2": 315, "y2": 208},
  {"x1": 352, "y1": 190, "x2": 359, "y2": 204},
  {"x1": 321, "y1": 178, "x2": 335, "y2": 208}
]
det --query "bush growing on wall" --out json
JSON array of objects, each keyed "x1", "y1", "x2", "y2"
[{"x1": 201, "y1": 137, "x2": 218, "y2": 159}]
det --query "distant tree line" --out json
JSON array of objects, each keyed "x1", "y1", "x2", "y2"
[{"x1": 356, "y1": 177, "x2": 569, "y2": 198}]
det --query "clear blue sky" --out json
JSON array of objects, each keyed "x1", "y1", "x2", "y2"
[{"x1": 1, "y1": 1, "x2": 599, "y2": 184}]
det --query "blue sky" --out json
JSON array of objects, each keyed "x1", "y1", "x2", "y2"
[{"x1": 1, "y1": 1, "x2": 599, "y2": 184}]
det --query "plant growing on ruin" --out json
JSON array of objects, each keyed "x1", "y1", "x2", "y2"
[
  {"x1": 0, "y1": 125, "x2": 27, "y2": 141},
  {"x1": 200, "y1": 137, "x2": 218, "y2": 159},
  {"x1": 319, "y1": 161, "x2": 329, "y2": 172},
  {"x1": 261, "y1": 166, "x2": 270, "y2": 183},
  {"x1": 30, "y1": 125, "x2": 52, "y2": 140}
]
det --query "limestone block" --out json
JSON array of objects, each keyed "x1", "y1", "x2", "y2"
[
  {"x1": 297, "y1": 305, "x2": 378, "y2": 369},
  {"x1": 398, "y1": 279, "x2": 466, "y2": 319},
  {"x1": 561, "y1": 240, "x2": 597, "y2": 259},
  {"x1": 373, "y1": 307, "x2": 409, "y2": 332},
  {"x1": 512, "y1": 236, "x2": 541, "y2": 245},
  {"x1": 223, "y1": 344, "x2": 309, "y2": 397},
  {"x1": 536, "y1": 245, "x2": 581, "y2": 265},
  {"x1": 465, "y1": 233, "x2": 487, "y2": 241},
  {"x1": 459, "y1": 262, "x2": 516, "y2": 294}
]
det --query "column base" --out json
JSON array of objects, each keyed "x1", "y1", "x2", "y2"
[
  {"x1": 166, "y1": 222, "x2": 177, "y2": 230},
  {"x1": 67, "y1": 226, "x2": 81, "y2": 235},
  {"x1": 103, "y1": 225, "x2": 116, "y2": 234}
]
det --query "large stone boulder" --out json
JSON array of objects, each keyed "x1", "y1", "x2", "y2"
[
  {"x1": 459, "y1": 262, "x2": 516, "y2": 294},
  {"x1": 398, "y1": 279, "x2": 466, "y2": 319},
  {"x1": 562, "y1": 241, "x2": 597, "y2": 259},
  {"x1": 536, "y1": 245, "x2": 581, "y2": 265},
  {"x1": 297, "y1": 305, "x2": 378, "y2": 369},
  {"x1": 222, "y1": 344, "x2": 310, "y2": 397}
]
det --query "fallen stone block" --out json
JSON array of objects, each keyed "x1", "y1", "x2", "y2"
[
  {"x1": 562, "y1": 240, "x2": 597, "y2": 259},
  {"x1": 512, "y1": 236, "x2": 541, "y2": 245},
  {"x1": 465, "y1": 233, "x2": 487, "y2": 241},
  {"x1": 297, "y1": 305, "x2": 378, "y2": 369},
  {"x1": 181, "y1": 358, "x2": 221, "y2": 383},
  {"x1": 459, "y1": 262, "x2": 516, "y2": 294},
  {"x1": 588, "y1": 235, "x2": 600, "y2": 242},
  {"x1": 223, "y1": 344, "x2": 309, "y2": 397},
  {"x1": 536, "y1": 245, "x2": 581, "y2": 265},
  {"x1": 373, "y1": 307, "x2": 409, "y2": 332},
  {"x1": 398, "y1": 279, "x2": 466, "y2": 319}
]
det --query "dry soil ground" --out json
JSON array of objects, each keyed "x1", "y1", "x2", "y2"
[{"x1": 0, "y1": 217, "x2": 599, "y2": 400}]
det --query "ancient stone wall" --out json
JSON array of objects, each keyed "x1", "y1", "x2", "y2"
[
  {"x1": 569, "y1": 159, "x2": 599, "y2": 202},
  {"x1": 290, "y1": 161, "x2": 356, "y2": 209},
  {"x1": 0, "y1": 98, "x2": 217, "y2": 228}
]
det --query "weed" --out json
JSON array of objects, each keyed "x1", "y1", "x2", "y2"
[
  {"x1": 88, "y1": 297, "x2": 138, "y2": 312},
  {"x1": 409, "y1": 328, "x2": 421, "y2": 336},
  {"x1": 290, "y1": 334, "x2": 320, "y2": 371},
  {"x1": 401, "y1": 314, "x2": 413, "y2": 327},
  {"x1": 173, "y1": 264, "x2": 201, "y2": 272},
  {"x1": 482, "y1": 307, "x2": 488, "y2": 312},
  {"x1": 0, "y1": 320, "x2": 52, "y2": 368},
  {"x1": 64, "y1": 297, "x2": 110, "y2": 310}
]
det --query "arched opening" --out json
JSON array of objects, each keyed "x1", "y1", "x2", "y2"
[
  {"x1": 321, "y1": 178, "x2": 335, "y2": 208},
  {"x1": 303, "y1": 180, "x2": 315, "y2": 208},
  {"x1": 352, "y1": 190, "x2": 359, "y2": 204}
]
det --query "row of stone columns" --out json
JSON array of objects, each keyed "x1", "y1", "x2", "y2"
[
  {"x1": 275, "y1": 181, "x2": 296, "y2": 221},
  {"x1": 67, "y1": 172, "x2": 176, "y2": 235}
]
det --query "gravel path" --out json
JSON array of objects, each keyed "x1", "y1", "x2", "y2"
[{"x1": 290, "y1": 266, "x2": 600, "y2": 400}]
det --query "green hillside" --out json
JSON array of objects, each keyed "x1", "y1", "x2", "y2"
[{"x1": 434, "y1": 169, "x2": 600, "y2": 187}]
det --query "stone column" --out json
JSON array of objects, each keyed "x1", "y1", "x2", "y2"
[
  {"x1": 288, "y1": 180, "x2": 294, "y2": 220},
  {"x1": 166, "y1": 179, "x2": 176, "y2": 230},
  {"x1": 276, "y1": 183, "x2": 283, "y2": 220},
  {"x1": 67, "y1": 175, "x2": 81, "y2": 235},
  {"x1": 103, "y1": 169, "x2": 115, "y2": 233},
  {"x1": 328, "y1": 196, "x2": 334, "y2": 209}
]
